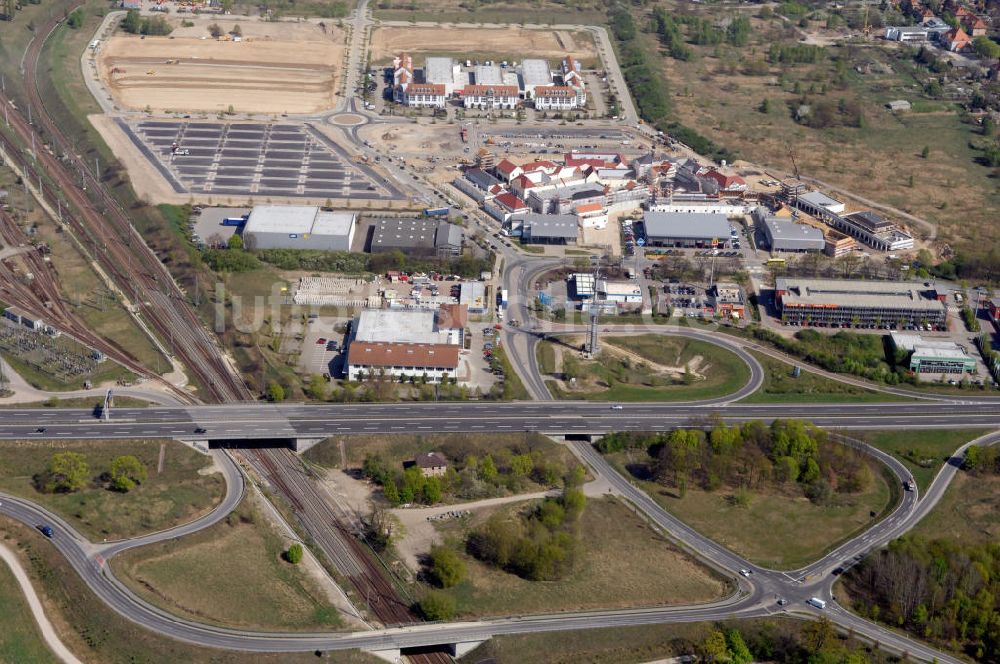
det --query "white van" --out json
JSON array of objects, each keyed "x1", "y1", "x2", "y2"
[{"x1": 807, "y1": 597, "x2": 827, "y2": 610}]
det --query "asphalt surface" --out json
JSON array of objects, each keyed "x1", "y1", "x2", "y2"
[
  {"x1": 2, "y1": 400, "x2": 1000, "y2": 441},
  {"x1": 0, "y1": 428, "x2": 992, "y2": 660}
]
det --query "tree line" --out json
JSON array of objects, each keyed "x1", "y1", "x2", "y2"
[
  {"x1": 35, "y1": 452, "x2": 148, "y2": 494},
  {"x1": 846, "y1": 536, "x2": 1000, "y2": 662},
  {"x1": 120, "y1": 9, "x2": 172, "y2": 36},
  {"x1": 361, "y1": 442, "x2": 582, "y2": 506},
  {"x1": 466, "y1": 482, "x2": 586, "y2": 581},
  {"x1": 205, "y1": 245, "x2": 492, "y2": 280},
  {"x1": 597, "y1": 420, "x2": 875, "y2": 504}
]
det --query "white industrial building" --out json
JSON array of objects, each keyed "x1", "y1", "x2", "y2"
[
  {"x1": 242, "y1": 205, "x2": 356, "y2": 251},
  {"x1": 794, "y1": 190, "x2": 846, "y2": 218},
  {"x1": 460, "y1": 281, "x2": 487, "y2": 314},
  {"x1": 424, "y1": 57, "x2": 462, "y2": 95},
  {"x1": 762, "y1": 217, "x2": 826, "y2": 253},
  {"x1": 353, "y1": 309, "x2": 459, "y2": 346},
  {"x1": 598, "y1": 280, "x2": 643, "y2": 304},
  {"x1": 520, "y1": 59, "x2": 552, "y2": 97}
]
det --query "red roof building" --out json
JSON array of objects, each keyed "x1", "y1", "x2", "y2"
[
  {"x1": 494, "y1": 192, "x2": 530, "y2": 213},
  {"x1": 942, "y1": 26, "x2": 973, "y2": 51},
  {"x1": 703, "y1": 170, "x2": 748, "y2": 193}
]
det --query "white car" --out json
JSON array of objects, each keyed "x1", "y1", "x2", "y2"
[
  {"x1": 739, "y1": 569, "x2": 752, "y2": 577},
  {"x1": 610, "y1": 405, "x2": 624, "y2": 411}
]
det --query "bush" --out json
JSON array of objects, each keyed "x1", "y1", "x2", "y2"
[
  {"x1": 428, "y1": 545, "x2": 466, "y2": 588},
  {"x1": 418, "y1": 591, "x2": 456, "y2": 621},
  {"x1": 39, "y1": 452, "x2": 89, "y2": 493},
  {"x1": 108, "y1": 455, "x2": 148, "y2": 492},
  {"x1": 285, "y1": 543, "x2": 303, "y2": 564}
]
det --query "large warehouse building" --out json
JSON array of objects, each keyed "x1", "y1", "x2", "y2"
[
  {"x1": 642, "y1": 211, "x2": 732, "y2": 248},
  {"x1": 346, "y1": 305, "x2": 467, "y2": 382},
  {"x1": 762, "y1": 217, "x2": 825, "y2": 253},
  {"x1": 774, "y1": 278, "x2": 948, "y2": 329},
  {"x1": 242, "y1": 205, "x2": 356, "y2": 251},
  {"x1": 890, "y1": 333, "x2": 976, "y2": 376},
  {"x1": 368, "y1": 219, "x2": 463, "y2": 257}
]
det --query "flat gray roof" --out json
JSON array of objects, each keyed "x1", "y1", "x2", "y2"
[
  {"x1": 521, "y1": 59, "x2": 552, "y2": 86},
  {"x1": 245, "y1": 205, "x2": 355, "y2": 237},
  {"x1": 643, "y1": 211, "x2": 732, "y2": 240},
  {"x1": 776, "y1": 278, "x2": 946, "y2": 312},
  {"x1": 763, "y1": 217, "x2": 825, "y2": 248},
  {"x1": 797, "y1": 190, "x2": 842, "y2": 209},
  {"x1": 523, "y1": 213, "x2": 578, "y2": 238},
  {"x1": 424, "y1": 57, "x2": 455, "y2": 85},
  {"x1": 474, "y1": 65, "x2": 503, "y2": 85}
]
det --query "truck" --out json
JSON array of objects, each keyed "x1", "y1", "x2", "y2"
[
  {"x1": 807, "y1": 597, "x2": 827, "y2": 610},
  {"x1": 222, "y1": 216, "x2": 247, "y2": 226},
  {"x1": 500, "y1": 288, "x2": 509, "y2": 307},
  {"x1": 424, "y1": 207, "x2": 450, "y2": 217},
  {"x1": 904, "y1": 480, "x2": 915, "y2": 492}
]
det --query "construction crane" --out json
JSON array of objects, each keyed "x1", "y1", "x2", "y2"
[{"x1": 787, "y1": 145, "x2": 800, "y2": 181}]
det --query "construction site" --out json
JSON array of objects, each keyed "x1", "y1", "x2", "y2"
[{"x1": 97, "y1": 18, "x2": 346, "y2": 115}]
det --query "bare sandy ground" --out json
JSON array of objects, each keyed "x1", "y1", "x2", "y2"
[
  {"x1": 98, "y1": 19, "x2": 344, "y2": 114},
  {"x1": 370, "y1": 26, "x2": 593, "y2": 64}
]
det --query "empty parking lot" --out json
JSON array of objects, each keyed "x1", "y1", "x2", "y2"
[{"x1": 117, "y1": 120, "x2": 403, "y2": 200}]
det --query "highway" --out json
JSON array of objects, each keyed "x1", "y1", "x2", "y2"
[
  {"x1": 1, "y1": 400, "x2": 999, "y2": 441},
  {"x1": 0, "y1": 427, "x2": 993, "y2": 661}
]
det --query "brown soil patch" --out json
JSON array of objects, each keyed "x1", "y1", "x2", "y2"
[
  {"x1": 369, "y1": 26, "x2": 593, "y2": 64},
  {"x1": 99, "y1": 21, "x2": 344, "y2": 114}
]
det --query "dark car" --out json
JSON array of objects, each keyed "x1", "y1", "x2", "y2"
[
  {"x1": 194, "y1": 427, "x2": 207, "y2": 434},
  {"x1": 37, "y1": 525, "x2": 54, "y2": 538}
]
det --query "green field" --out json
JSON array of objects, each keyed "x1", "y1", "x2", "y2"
[
  {"x1": 544, "y1": 334, "x2": 750, "y2": 401},
  {"x1": 0, "y1": 555, "x2": 59, "y2": 664},
  {"x1": 607, "y1": 451, "x2": 891, "y2": 569},
  {"x1": 0, "y1": 517, "x2": 378, "y2": 664},
  {"x1": 851, "y1": 429, "x2": 986, "y2": 492},
  {"x1": 113, "y1": 498, "x2": 343, "y2": 631},
  {"x1": 427, "y1": 496, "x2": 726, "y2": 617},
  {"x1": 741, "y1": 351, "x2": 907, "y2": 403},
  {"x1": 0, "y1": 440, "x2": 223, "y2": 540},
  {"x1": 913, "y1": 470, "x2": 1000, "y2": 544}
]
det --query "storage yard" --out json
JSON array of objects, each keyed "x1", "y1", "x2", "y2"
[
  {"x1": 97, "y1": 19, "x2": 346, "y2": 114},
  {"x1": 369, "y1": 26, "x2": 595, "y2": 64}
]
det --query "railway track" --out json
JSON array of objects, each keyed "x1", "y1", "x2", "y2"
[
  {"x1": 243, "y1": 449, "x2": 452, "y2": 663},
  {"x1": 0, "y1": 11, "x2": 251, "y2": 403}
]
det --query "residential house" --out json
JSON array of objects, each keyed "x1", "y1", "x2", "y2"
[
  {"x1": 400, "y1": 83, "x2": 447, "y2": 108},
  {"x1": 462, "y1": 85, "x2": 519, "y2": 110},
  {"x1": 941, "y1": 26, "x2": 973, "y2": 52},
  {"x1": 414, "y1": 452, "x2": 449, "y2": 478},
  {"x1": 534, "y1": 85, "x2": 581, "y2": 111}
]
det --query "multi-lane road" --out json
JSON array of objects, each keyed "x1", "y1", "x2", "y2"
[{"x1": 2, "y1": 400, "x2": 1000, "y2": 441}]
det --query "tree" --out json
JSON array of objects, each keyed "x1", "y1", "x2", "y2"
[
  {"x1": 66, "y1": 8, "x2": 84, "y2": 28},
  {"x1": 306, "y1": 373, "x2": 328, "y2": 401},
  {"x1": 478, "y1": 454, "x2": 497, "y2": 482},
  {"x1": 701, "y1": 629, "x2": 729, "y2": 661},
  {"x1": 972, "y1": 35, "x2": 1000, "y2": 60},
  {"x1": 510, "y1": 454, "x2": 533, "y2": 478},
  {"x1": 383, "y1": 477, "x2": 401, "y2": 505},
  {"x1": 208, "y1": 22, "x2": 223, "y2": 38},
  {"x1": 429, "y1": 545, "x2": 466, "y2": 587},
  {"x1": 231, "y1": 24, "x2": 242, "y2": 37},
  {"x1": 423, "y1": 476, "x2": 443, "y2": 504},
  {"x1": 266, "y1": 381, "x2": 285, "y2": 402},
  {"x1": 227, "y1": 233, "x2": 244, "y2": 250},
  {"x1": 759, "y1": 98, "x2": 771, "y2": 114},
  {"x1": 43, "y1": 452, "x2": 89, "y2": 493},
  {"x1": 726, "y1": 629, "x2": 753, "y2": 664},
  {"x1": 921, "y1": 145, "x2": 930, "y2": 159},
  {"x1": 418, "y1": 591, "x2": 455, "y2": 620},
  {"x1": 109, "y1": 455, "x2": 148, "y2": 492},
  {"x1": 285, "y1": 543, "x2": 303, "y2": 564},
  {"x1": 121, "y1": 9, "x2": 142, "y2": 34}
]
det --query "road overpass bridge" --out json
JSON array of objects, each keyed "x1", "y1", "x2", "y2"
[{"x1": 2, "y1": 401, "x2": 1000, "y2": 444}]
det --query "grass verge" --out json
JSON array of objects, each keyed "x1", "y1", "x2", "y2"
[
  {"x1": 606, "y1": 451, "x2": 891, "y2": 569},
  {"x1": 849, "y1": 429, "x2": 986, "y2": 492},
  {"x1": 0, "y1": 553, "x2": 58, "y2": 664},
  {"x1": 912, "y1": 470, "x2": 1000, "y2": 544},
  {"x1": 0, "y1": 517, "x2": 378, "y2": 663},
  {"x1": 113, "y1": 497, "x2": 343, "y2": 631},
  {"x1": 741, "y1": 351, "x2": 908, "y2": 403},
  {"x1": 425, "y1": 496, "x2": 727, "y2": 617},
  {"x1": 0, "y1": 440, "x2": 223, "y2": 540},
  {"x1": 545, "y1": 334, "x2": 750, "y2": 402}
]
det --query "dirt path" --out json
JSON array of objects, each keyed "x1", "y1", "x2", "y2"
[{"x1": 0, "y1": 542, "x2": 84, "y2": 664}]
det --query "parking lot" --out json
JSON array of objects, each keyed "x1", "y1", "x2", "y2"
[{"x1": 119, "y1": 120, "x2": 404, "y2": 200}]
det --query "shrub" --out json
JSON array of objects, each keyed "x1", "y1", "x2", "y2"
[
  {"x1": 108, "y1": 455, "x2": 148, "y2": 492},
  {"x1": 285, "y1": 543, "x2": 303, "y2": 564},
  {"x1": 39, "y1": 452, "x2": 89, "y2": 493},
  {"x1": 428, "y1": 546, "x2": 466, "y2": 588},
  {"x1": 418, "y1": 591, "x2": 456, "y2": 620}
]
